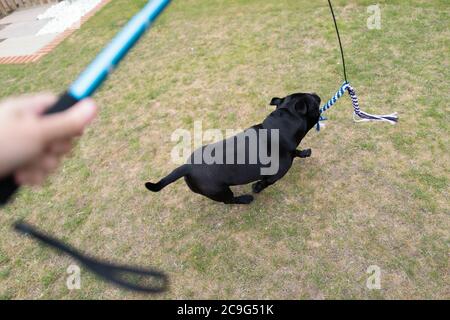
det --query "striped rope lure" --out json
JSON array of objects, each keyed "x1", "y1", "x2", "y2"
[
  {"x1": 316, "y1": 82, "x2": 399, "y2": 131},
  {"x1": 318, "y1": 0, "x2": 399, "y2": 131}
]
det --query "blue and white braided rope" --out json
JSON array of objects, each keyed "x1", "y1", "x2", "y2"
[{"x1": 316, "y1": 82, "x2": 398, "y2": 131}]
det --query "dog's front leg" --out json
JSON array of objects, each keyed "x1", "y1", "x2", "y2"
[
  {"x1": 294, "y1": 149, "x2": 312, "y2": 158},
  {"x1": 252, "y1": 180, "x2": 270, "y2": 193}
]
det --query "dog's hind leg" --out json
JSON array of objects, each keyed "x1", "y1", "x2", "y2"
[
  {"x1": 232, "y1": 194, "x2": 254, "y2": 204},
  {"x1": 207, "y1": 187, "x2": 254, "y2": 205},
  {"x1": 294, "y1": 148, "x2": 312, "y2": 158}
]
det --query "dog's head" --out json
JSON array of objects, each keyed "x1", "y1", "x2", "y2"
[{"x1": 270, "y1": 92, "x2": 321, "y2": 132}]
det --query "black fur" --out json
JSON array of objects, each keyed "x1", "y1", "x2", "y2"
[{"x1": 146, "y1": 93, "x2": 321, "y2": 204}]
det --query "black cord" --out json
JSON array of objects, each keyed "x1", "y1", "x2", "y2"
[{"x1": 328, "y1": 0, "x2": 348, "y2": 83}]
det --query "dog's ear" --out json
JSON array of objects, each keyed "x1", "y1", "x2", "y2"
[
  {"x1": 294, "y1": 99, "x2": 308, "y2": 115},
  {"x1": 270, "y1": 97, "x2": 284, "y2": 107}
]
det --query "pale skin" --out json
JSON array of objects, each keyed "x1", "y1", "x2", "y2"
[{"x1": 0, "y1": 94, "x2": 97, "y2": 186}]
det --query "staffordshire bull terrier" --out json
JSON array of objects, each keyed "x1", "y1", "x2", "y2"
[{"x1": 145, "y1": 92, "x2": 321, "y2": 204}]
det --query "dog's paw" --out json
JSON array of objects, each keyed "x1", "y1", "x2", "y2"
[
  {"x1": 236, "y1": 195, "x2": 254, "y2": 204},
  {"x1": 252, "y1": 182, "x2": 264, "y2": 193},
  {"x1": 145, "y1": 182, "x2": 161, "y2": 192},
  {"x1": 298, "y1": 148, "x2": 312, "y2": 158}
]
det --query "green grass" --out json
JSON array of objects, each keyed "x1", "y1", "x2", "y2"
[{"x1": 0, "y1": 0, "x2": 449, "y2": 299}]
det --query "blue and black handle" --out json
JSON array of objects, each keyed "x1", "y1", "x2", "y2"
[{"x1": 0, "y1": 0, "x2": 171, "y2": 206}]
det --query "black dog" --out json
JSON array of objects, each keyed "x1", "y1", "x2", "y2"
[{"x1": 145, "y1": 93, "x2": 321, "y2": 204}]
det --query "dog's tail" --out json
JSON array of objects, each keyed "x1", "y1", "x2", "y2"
[{"x1": 145, "y1": 165, "x2": 189, "y2": 192}]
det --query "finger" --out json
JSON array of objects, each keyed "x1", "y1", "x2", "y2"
[
  {"x1": 14, "y1": 170, "x2": 27, "y2": 185},
  {"x1": 15, "y1": 168, "x2": 45, "y2": 186},
  {"x1": 18, "y1": 153, "x2": 60, "y2": 175},
  {"x1": 40, "y1": 99, "x2": 97, "y2": 143},
  {"x1": 0, "y1": 94, "x2": 57, "y2": 115},
  {"x1": 47, "y1": 139, "x2": 73, "y2": 156},
  {"x1": 38, "y1": 155, "x2": 59, "y2": 173},
  {"x1": 28, "y1": 171, "x2": 45, "y2": 186},
  {"x1": 32, "y1": 94, "x2": 58, "y2": 115},
  {"x1": 15, "y1": 162, "x2": 40, "y2": 184}
]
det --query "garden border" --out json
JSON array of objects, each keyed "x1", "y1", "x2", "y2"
[{"x1": 0, "y1": 0, "x2": 111, "y2": 65}]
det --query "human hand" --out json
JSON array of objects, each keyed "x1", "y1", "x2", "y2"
[{"x1": 0, "y1": 94, "x2": 97, "y2": 185}]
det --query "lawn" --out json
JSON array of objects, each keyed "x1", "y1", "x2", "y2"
[{"x1": 0, "y1": 0, "x2": 448, "y2": 299}]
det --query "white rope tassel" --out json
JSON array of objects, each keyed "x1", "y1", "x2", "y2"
[{"x1": 347, "y1": 85, "x2": 398, "y2": 125}]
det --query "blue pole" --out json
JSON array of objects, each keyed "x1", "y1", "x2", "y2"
[{"x1": 70, "y1": 0, "x2": 172, "y2": 100}]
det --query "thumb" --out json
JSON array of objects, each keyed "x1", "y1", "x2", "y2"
[{"x1": 40, "y1": 99, "x2": 98, "y2": 142}]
